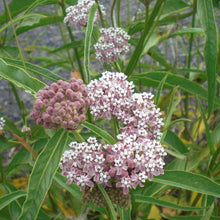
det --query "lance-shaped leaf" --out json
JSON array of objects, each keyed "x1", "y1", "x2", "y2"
[
  {"x1": 0, "y1": 191, "x2": 26, "y2": 211},
  {"x1": 82, "y1": 122, "x2": 117, "y2": 145},
  {"x1": 0, "y1": 58, "x2": 45, "y2": 96},
  {"x1": 198, "y1": 0, "x2": 218, "y2": 116},
  {"x1": 153, "y1": 171, "x2": 220, "y2": 197},
  {"x1": 134, "y1": 195, "x2": 203, "y2": 211},
  {"x1": 84, "y1": 3, "x2": 98, "y2": 84},
  {"x1": 19, "y1": 129, "x2": 68, "y2": 220}
]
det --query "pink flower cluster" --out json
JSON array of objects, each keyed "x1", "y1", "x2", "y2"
[
  {"x1": 64, "y1": 0, "x2": 105, "y2": 27},
  {"x1": 94, "y1": 28, "x2": 130, "y2": 63},
  {"x1": 30, "y1": 79, "x2": 90, "y2": 130},
  {"x1": 60, "y1": 72, "x2": 166, "y2": 195},
  {"x1": 60, "y1": 137, "x2": 111, "y2": 191},
  {"x1": 88, "y1": 71, "x2": 134, "y2": 120}
]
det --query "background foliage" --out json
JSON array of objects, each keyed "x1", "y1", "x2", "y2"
[{"x1": 0, "y1": 0, "x2": 220, "y2": 219}]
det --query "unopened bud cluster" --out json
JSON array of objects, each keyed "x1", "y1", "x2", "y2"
[
  {"x1": 0, "y1": 117, "x2": 5, "y2": 130},
  {"x1": 30, "y1": 79, "x2": 90, "y2": 130},
  {"x1": 64, "y1": 0, "x2": 105, "y2": 27},
  {"x1": 94, "y1": 28, "x2": 130, "y2": 63},
  {"x1": 82, "y1": 185, "x2": 130, "y2": 208}
]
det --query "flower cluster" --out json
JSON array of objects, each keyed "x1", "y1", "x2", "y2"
[
  {"x1": 64, "y1": 0, "x2": 105, "y2": 27},
  {"x1": 60, "y1": 137, "x2": 111, "y2": 190},
  {"x1": 94, "y1": 28, "x2": 130, "y2": 63},
  {"x1": 0, "y1": 117, "x2": 5, "y2": 130},
  {"x1": 60, "y1": 72, "x2": 166, "y2": 195},
  {"x1": 30, "y1": 79, "x2": 91, "y2": 130},
  {"x1": 88, "y1": 71, "x2": 134, "y2": 120}
]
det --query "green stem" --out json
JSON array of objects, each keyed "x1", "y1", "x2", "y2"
[
  {"x1": 208, "y1": 145, "x2": 220, "y2": 176},
  {"x1": 111, "y1": 0, "x2": 116, "y2": 27},
  {"x1": 10, "y1": 83, "x2": 26, "y2": 124},
  {"x1": 0, "y1": 155, "x2": 4, "y2": 182},
  {"x1": 184, "y1": 0, "x2": 197, "y2": 130},
  {"x1": 3, "y1": 0, "x2": 26, "y2": 70},
  {"x1": 125, "y1": 0, "x2": 166, "y2": 76},
  {"x1": 72, "y1": 130, "x2": 85, "y2": 143},
  {"x1": 95, "y1": 0, "x2": 105, "y2": 28},
  {"x1": 112, "y1": 116, "x2": 119, "y2": 138},
  {"x1": 55, "y1": 5, "x2": 75, "y2": 70},
  {"x1": 97, "y1": 184, "x2": 117, "y2": 220},
  {"x1": 60, "y1": 1, "x2": 85, "y2": 81},
  {"x1": 116, "y1": 0, "x2": 121, "y2": 27}
]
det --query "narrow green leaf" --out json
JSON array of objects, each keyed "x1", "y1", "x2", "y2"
[
  {"x1": 125, "y1": 0, "x2": 166, "y2": 76},
  {"x1": 153, "y1": 171, "x2": 220, "y2": 197},
  {"x1": 164, "y1": 118, "x2": 191, "y2": 131},
  {"x1": 202, "y1": 202, "x2": 214, "y2": 220},
  {"x1": 82, "y1": 122, "x2": 117, "y2": 145},
  {"x1": 212, "y1": 124, "x2": 220, "y2": 144},
  {"x1": 162, "y1": 215, "x2": 220, "y2": 220},
  {"x1": 0, "y1": 13, "x2": 45, "y2": 33},
  {"x1": 160, "y1": 87, "x2": 181, "y2": 143},
  {"x1": 97, "y1": 184, "x2": 117, "y2": 220},
  {"x1": 164, "y1": 130, "x2": 189, "y2": 154},
  {"x1": 198, "y1": 0, "x2": 218, "y2": 116},
  {"x1": 117, "y1": 206, "x2": 131, "y2": 220},
  {"x1": 168, "y1": 28, "x2": 204, "y2": 38},
  {"x1": 2, "y1": 57, "x2": 64, "y2": 82},
  {"x1": 0, "y1": 191, "x2": 26, "y2": 211},
  {"x1": 130, "y1": 72, "x2": 220, "y2": 106},
  {"x1": 84, "y1": 3, "x2": 98, "y2": 84},
  {"x1": 134, "y1": 195, "x2": 202, "y2": 211},
  {"x1": 159, "y1": 0, "x2": 189, "y2": 20},
  {"x1": 197, "y1": 97, "x2": 215, "y2": 155},
  {"x1": 0, "y1": 58, "x2": 45, "y2": 96},
  {"x1": 0, "y1": 0, "x2": 37, "y2": 26},
  {"x1": 16, "y1": 16, "x2": 63, "y2": 36},
  {"x1": 155, "y1": 73, "x2": 168, "y2": 106},
  {"x1": 19, "y1": 129, "x2": 68, "y2": 220}
]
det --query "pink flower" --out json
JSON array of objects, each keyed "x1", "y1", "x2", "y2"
[
  {"x1": 64, "y1": 0, "x2": 105, "y2": 27},
  {"x1": 94, "y1": 27, "x2": 130, "y2": 63},
  {"x1": 88, "y1": 71, "x2": 134, "y2": 120}
]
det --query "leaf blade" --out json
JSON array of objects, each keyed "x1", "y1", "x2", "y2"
[
  {"x1": 19, "y1": 129, "x2": 68, "y2": 220},
  {"x1": 198, "y1": 0, "x2": 218, "y2": 116}
]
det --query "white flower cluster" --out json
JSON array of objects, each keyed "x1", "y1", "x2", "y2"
[
  {"x1": 87, "y1": 71, "x2": 134, "y2": 120},
  {"x1": 0, "y1": 117, "x2": 5, "y2": 130},
  {"x1": 60, "y1": 137, "x2": 111, "y2": 190},
  {"x1": 94, "y1": 27, "x2": 130, "y2": 63},
  {"x1": 64, "y1": 0, "x2": 105, "y2": 27}
]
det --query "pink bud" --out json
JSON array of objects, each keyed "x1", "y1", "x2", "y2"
[
  {"x1": 79, "y1": 114, "x2": 86, "y2": 122},
  {"x1": 55, "y1": 92, "x2": 64, "y2": 102},
  {"x1": 54, "y1": 116, "x2": 62, "y2": 123},
  {"x1": 46, "y1": 106, "x2": 53, "y2": 115},
  {"x1": 42, "y1": 113, "x2": 51, "y2": 122},
  {"x1": 62, "y1": 121, "x2": 68, "y2": 127},
  {"x1": 68, "y1": 120, "x2": 75, "y2": 128},
  {"x1": 73, "y1": 116, "x2": 80, "y2": 123},
  {"x1": 66, "y1": 89, "x2": 73, "y2": 98},
  {"x1": 71, "y1": 82, "x2": 79, "y2": 91},
  {"x1": 36, "y1": 118, "x2": 43, "y2": 126},
  {"x1": 58, "y1": 109, "x2": 66, "y2": 116},
  {"x1": 50, "y1": 83, "x2": 59, "y2": 91},
  {"x1": 48, "y1": 90, "x2": 55, "y2": 98}
]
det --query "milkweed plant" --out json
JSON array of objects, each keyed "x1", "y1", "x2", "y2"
[{"x1": 0, "y1": 0, "x2": 220, "y2": 219}]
